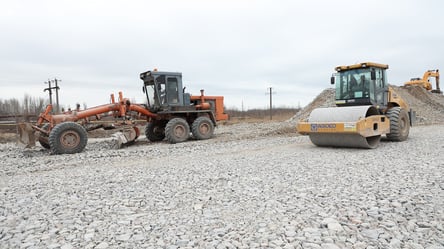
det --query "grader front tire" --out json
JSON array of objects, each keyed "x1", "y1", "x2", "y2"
[
  {"x1": 49, "y1": 122, "x2": 88, "y2": 154},
  {"x1": 38, "y1": 123, "x2": 51, "y2": 149}
]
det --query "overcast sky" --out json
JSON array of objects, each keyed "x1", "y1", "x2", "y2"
[{"x1": 1, "y1": 0, "x2": 443, "y2": 110}]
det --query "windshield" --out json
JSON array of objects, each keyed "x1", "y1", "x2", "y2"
[
  {"x1": 145, "y1": 85, "x2": 156, "y2": 107},
  {"x1": 143, "y1": 74, "x2": 182, "y2": 108},
  {"x1": 335, "y1": 68, "x2": 372, "y2": 100},
  {"x1": 143, "y1": 75, "x2": 164, "y2": 107}
]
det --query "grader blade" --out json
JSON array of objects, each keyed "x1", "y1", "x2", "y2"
[
  {"x1": 17, "y1": 123, "x2": 36, "y2": 148},
  {"x1": 111, "y1": 126, "x2": 140, "y2": 149}
]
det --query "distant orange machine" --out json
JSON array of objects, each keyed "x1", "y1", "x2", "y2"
[{"x1": 404, "y1": 69, "x2": 441, "y2": 94}]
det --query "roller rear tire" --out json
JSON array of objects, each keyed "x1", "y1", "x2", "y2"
[{"x1": 386, "y1": 107, "x2": 409, "y2": 142}]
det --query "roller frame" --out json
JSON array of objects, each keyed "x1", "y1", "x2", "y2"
[{"x1": 297, "y1": 115, "x2": 390, "y2": 137}]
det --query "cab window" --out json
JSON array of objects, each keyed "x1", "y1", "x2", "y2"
[{"x1": 166, "y1": 77, "x2": 179, "y2": 104}]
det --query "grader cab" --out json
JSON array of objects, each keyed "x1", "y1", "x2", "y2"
[{"x1": 139, "y1": 70, "x2": 228, "y2": 144}]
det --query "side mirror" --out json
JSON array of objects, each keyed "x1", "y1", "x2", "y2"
[
  {"x1": 330, "y1": 76, "x2": 335, "y2": 85},
  {"x1": 371, "y1": 69, "x2": 376, "y2": 80},
  {"x1": 142, "y1": 86, "x2": 146, "y2": 93}
]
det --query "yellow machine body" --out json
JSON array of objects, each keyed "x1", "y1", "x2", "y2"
[
  {"x1": 404, "y1": 69, "x2": 441, "y2": 94},
  {"x1": 297, "y1": 62, "x2": 412, "y2": 149}
]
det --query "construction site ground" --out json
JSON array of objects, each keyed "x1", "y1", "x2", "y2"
[{"x1": 0, "y1": 85, "x2": 443, "y2": 248}]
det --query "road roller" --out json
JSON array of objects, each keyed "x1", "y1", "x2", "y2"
[{"x1": 297, "y1": 62, "x2": 413, "y2": 148}]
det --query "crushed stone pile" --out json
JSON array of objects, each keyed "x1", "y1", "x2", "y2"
[
  {"x1": 395, "y1": 86, "x2": 444, "y2": 124},
  {"x1": 291, "y1": 85, "x2": 444, "y2": 125},
  {"x1": 289, "y1": 88, "x2": 335, "y2": 123},
  {"x1": 1, "y1": 124, "x2": 443, "y2": 248}
]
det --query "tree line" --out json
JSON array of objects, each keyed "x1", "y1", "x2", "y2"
[
  {"x1": 225, "y1": 107, "x2": 300, "y2": 121},
  {"x1": 0, "y1": 95, "x2": 48, "y2": 121},
  {"x1": 0, "y1": 94, "x2": 300, "y2": 122}
]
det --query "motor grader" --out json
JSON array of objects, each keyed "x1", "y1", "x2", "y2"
[
  {"x1": 404, "y1": 69, "x2": 441, "y2": 94},
  {"x1": 18, "y1": 69, "x2": 228, "y2": 154},
  {"x1": 297, "y1": 62, "x2": 413, "y2": 149}
]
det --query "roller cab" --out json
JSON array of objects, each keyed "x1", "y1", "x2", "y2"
[{"x1": 297, "y1": 62, "x2": 411, "y2": 149}]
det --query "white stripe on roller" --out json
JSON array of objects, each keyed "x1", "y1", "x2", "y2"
[{"x1": 309, "y1": 105, "x2": 377, "y2": 122}]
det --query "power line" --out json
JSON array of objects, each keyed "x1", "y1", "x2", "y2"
[{"x1": 44, "y1": 78, "x2": 61, "y2": 113}]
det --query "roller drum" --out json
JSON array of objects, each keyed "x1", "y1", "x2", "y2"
[
  {"x1": 309, "y1": 133, "x2": 381, "y2": 149},
  {"x1": 307, "y1": 105, "x2": 381, "y2": 149}
]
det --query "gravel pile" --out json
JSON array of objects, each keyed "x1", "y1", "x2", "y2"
[
  {"x1": 395, "y1": 86, "x2": 444, "y2": 124},
  {"x1": 290, "y1": 88, "x2": 336, "y2": 123},
  {"x1": 1, "y1": 123, "x2": 443, "y2": 248}
]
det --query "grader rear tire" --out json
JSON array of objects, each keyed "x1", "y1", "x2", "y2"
[
  {"x1": 165, "y1": 118, "x2": 190, "y2": 144},
  {"x1": 386, "y1": 107, "x2": 410, "y2": 142},
  {"x1": 49, "y1": 122, "x2": 88, "y2": 154},
  {"x1": 145, "y1": 122, "x2": 165, "y2": 142},
  {"x1": 191, "y1": 117, "x2": 214, "y2": 140}
]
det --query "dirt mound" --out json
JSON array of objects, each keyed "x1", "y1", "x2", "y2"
[
  {"x1": 292, "y1": 85, "x2": 444, "y2": 125},
  {"x1": 289, "y1": 88, "x2": 335, "y2": 122},
  {"x1": 396, "y1": 86, "x2": 444, "y2": 124}
]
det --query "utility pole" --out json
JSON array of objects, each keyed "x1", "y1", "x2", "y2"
[
  {"x1": 44, "y1": 79, "x2": 53, "y2": 107},
  {"x1": 53, "y1": 78, "x2": 61, "y2": 113},
  {"x1": 44, "y1": 78, "x2": 61, "y2": 113},
  {"x1": 241, "y1": 100, "x2": 245, "y2": 119},
  {"x1": 266, "y1": 87, "x2": 276, "y2": 120}
]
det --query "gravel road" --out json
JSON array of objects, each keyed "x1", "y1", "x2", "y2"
[{"x1": 0, "y1": 123, "x2": 443, "y2": 249}]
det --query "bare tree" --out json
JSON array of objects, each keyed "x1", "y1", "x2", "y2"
[{"x1": 0, "y1": 96, "x2": 48, "y2": 120}]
